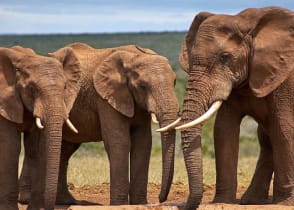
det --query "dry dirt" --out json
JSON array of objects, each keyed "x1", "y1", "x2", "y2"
[{"x1": 18, "y1": 183, "x2": 294, "y2": 210}]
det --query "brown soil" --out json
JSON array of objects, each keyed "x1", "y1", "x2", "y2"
[{"x1": 18, "y1": 183, "x2": 294, "y2": 209}]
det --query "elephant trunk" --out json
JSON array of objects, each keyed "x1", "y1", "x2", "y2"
[
  {"x1": 180, "y1": 77, "x2": 211, "y2": 209},
  {"x1": 158, "y1": 111, "x2": 178, "y2": 203},
  {"x1": 38, "y1": 97, "x2": 65, "y2": 210}
]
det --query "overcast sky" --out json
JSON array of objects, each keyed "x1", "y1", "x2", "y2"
[{"x1": 1, "y1": 0, "x2": 294, "y2": 34}]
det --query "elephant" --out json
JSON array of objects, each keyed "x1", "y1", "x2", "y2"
[
  {"x1": 159, "y1": 6, "x2": 294, "y2": 210},
  {"x1": 19, "y1": 42, "x2": 179, "y2": 206},
  {"x1": 0, "y1": 45, "x2": 80, "y2": 210}
]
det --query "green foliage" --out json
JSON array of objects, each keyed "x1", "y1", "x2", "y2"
[{"x1": 0, "y1": 32, "x2": 185, "y2": 70}]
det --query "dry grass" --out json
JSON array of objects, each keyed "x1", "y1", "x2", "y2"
[{"x1": 67, "y1": 154, "x2": 258, "y2": 188}]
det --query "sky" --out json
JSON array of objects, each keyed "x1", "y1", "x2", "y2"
[{"x1": 1, "y1": 0, "x2": 294, "y2": 34}]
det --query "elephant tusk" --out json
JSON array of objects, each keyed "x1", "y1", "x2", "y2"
[
  {"x1": 175, "y1": 100, "x2": 223, "y2": 130},
  {"x1": 36, "y1": 117, "x2": 44, "y2": 129},
  {"x1": 151, "y1": 113, "x2": 159, "y2": 124},
  {"x1": 156, "y1": 117, "x2": 182, "y2": 132},
  {"x1": 66, "y1": 119, "x2": 79, "y2": 134}
]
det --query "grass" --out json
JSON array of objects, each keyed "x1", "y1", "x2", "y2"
[{"x1": 66, "y1": 153, "x2": 258, "y2": 187}]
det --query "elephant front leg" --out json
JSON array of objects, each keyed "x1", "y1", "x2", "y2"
[
  {"x1": 129, "y1": 121, "x2": 152, "y2": 204},
  {"x1": 241, "y1": 125, "x2": 273, "y2": 204},
  {"x1": 103, "y1": 138, "x2": 130, "y2": 205},
  {"x1": 100, "y1": 113, "x2": 131, "y2": 205},
  {"x1": 19, "y1": 129, "x2": 40, "y2": 204},
  {"x1": 0, "y1": 117, "x2": 21, "y2": 210},
  {"x1": 271, "y1": 120, "x2": 294, "y2": 205},
  {"x1": 269, "y1": 90, "x2": 294, "y2": 205},
  {"x1": 56, "y1": 140, "x2": 80, "y2": 205},
  {"x1": 213, "y1": 103, "x2": 242, "y2": 203}
]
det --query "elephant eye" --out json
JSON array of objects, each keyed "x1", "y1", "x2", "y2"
[
  {"x1": 138, "y1": 84, "x2": 147, "y2": 91},
  {"x1": 27, "y1": 83, "x2": 40, "y2": 98},
  {"x1": 15, "y1": 68, "x2": 29, "y2": 78},
  {"x1": 219, "y1": 52, "x2": 231, "y2": 65}
]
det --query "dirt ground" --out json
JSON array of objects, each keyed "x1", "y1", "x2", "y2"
[{"x1": 18, "y1": 183, "x2": 294, "y2": 209}]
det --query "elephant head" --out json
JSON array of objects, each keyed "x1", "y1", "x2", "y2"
[
  {"x1": 161, "y1": 7, "x2": 294, "y2": 209},
  {"x1": 92, "y1": 46, "x2": 179, "y2": 202},
  {"x1": 0, "y1": 46, "x2": 81, "y2": 209}
]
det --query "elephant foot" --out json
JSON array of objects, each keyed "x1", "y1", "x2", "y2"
[
  {"x1": 240, "y1": 189, "x2": 269, "y2": 204},
  {"x1": 18, "y1": 191, "x2": 31, "y2": 204},
  {"x1": 274, "y1": 196, "x2": 294, "y2": 206},
  {"x1": 213, "y1": 195, "x2": 236, "y2": 204},
  {"x1": 56, "y1": 189, "x2": 77, "y2": 205},
  {"x1": 183, "y1": 194, "x2": 201, "y2": 210},
  {"x1": 129, "y1": 196, "x2": 148, "y2": 205}
]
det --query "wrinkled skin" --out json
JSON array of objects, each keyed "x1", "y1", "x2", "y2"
[
  {"x1": 20, "y1": 43, "x2": 179, "y2": 205},
  {"x1": 0, "y1": 46, "x2": 80, "y2": 210},
  {"x1": 178, "y1": 7, "x2": 294, "y2": 210}
]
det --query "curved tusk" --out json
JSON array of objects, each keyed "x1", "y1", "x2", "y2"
[
  {"x1": 151, "y1": 113, "x2": 159, "y2": 124},
  {"x1": 175, "y1": 100, "x2": 223, "y2": 130},
  {"x1": 156, "y1": 117, "x2": 182, "y2": 132},
  {"x1": 36, "y1": 117, "x2": 44, "y2": 129},
  {"x1": 66, "y1": 119, "x2": 79, "y2": 134}
]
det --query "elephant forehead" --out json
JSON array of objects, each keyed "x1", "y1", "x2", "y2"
[{"x1": 22, "y1": 56, "x2": 62, "y2": 71}]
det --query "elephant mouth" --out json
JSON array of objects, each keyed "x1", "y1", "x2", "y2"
[
  {"x1": 34, "y1": 115, "x2": 79, "y2": 134},
  {"x1": 156, "y1": 118, "x2": 182, "y2": 132},
  {"x1": 175, "y1": 100, "x2": 223, "y2": 130},
  {"x1": 156, "y1": 100, "x2": 223, "y2": 132}
]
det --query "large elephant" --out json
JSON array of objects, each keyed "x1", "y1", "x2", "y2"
[
  {"x1": 160, "y1": 6, "x2": 294, "y2": 210},
  {"x1": 19, "y1": 42, "x2": 179, "y2": 205},
  {"x1": 0, "y1": 46, "x2": 80, "y2": 210}
]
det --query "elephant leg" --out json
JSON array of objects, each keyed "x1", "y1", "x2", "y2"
[
  {"x1": 28, "y1": 130, "x2": 46, "y2": 209},
  {"x1": 269, "y1": 90, "x2": 294, "y2": 205},
  {"x1": 99, "y1": 107, "x2": 131, "y2": 205},
  {"x1": 56, "y1": 140, "x2": 80, "y2": 205},
  {"x1": 103, "y1": 135, "x2": 130, "y2": 205},
  {"x1": 19, "y1": 130, "x2": 40, "y2": 204},
  {"x1": 213, "y1": 103, "x2": 242, "y2": 203},
  {"x1": 0, "y1": 117, "x2": 21, "y2": 210},
  {"x1": 129, "y1": 121, "x2": 152, "y2": 204},
  {"x1": 241, "y1": 125, "x2": 273, "y2": 204},
  {"x1": 271, "y1": 121, "x2": 294, "y2": 204}
]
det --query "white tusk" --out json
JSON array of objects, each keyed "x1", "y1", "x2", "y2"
[
  {"x1": 66, "y1": 119, "x2": 79, "y2": 134},
  {"x1": 36, "y1": 117, "x2": 44, "y2": 129},
  {"x1": 156, "y1": 117, "x2": 182, "y2": 132},
  {"x1": 175, "y1": 100, "x2": 223, "y2": 130},
  {"x1": 151, "y1": 113, "x2": 159, "y2": 124}
]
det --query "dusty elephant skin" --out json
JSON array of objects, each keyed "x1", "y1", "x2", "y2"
[
  {"x1": 0, "y1": 46, "x2": 81, "y2": 210},
  {"x1": 173, "y1": 6, "x2": 294, "y2": 210},
  {"x1": 19, "y1": 43, "x2": 179, "y2": 206}
]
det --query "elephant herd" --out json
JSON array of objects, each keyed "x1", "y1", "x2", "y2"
[{"x1": 1, "y1": 6, "x2": 294, "y2": 210}]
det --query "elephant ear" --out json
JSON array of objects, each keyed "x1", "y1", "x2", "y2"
[
  {"x1": 249, "y1": 7, "x2": 294, "y2": 97},
  {"x1": 10, "y1": 45, "x2": 36, "y2": 55},
  {"x1": 93, "y1": 51, "x2": 134, "y2": 118},
  {"x1": 179, "y1": 12, "x2": 214, "y2": 72},
  {"x1": 49, "y1": 47, "x2": 81, "y2": 114},
  {"x1": 0, "y1": 48, "x2": 24, "y2": 123}
]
